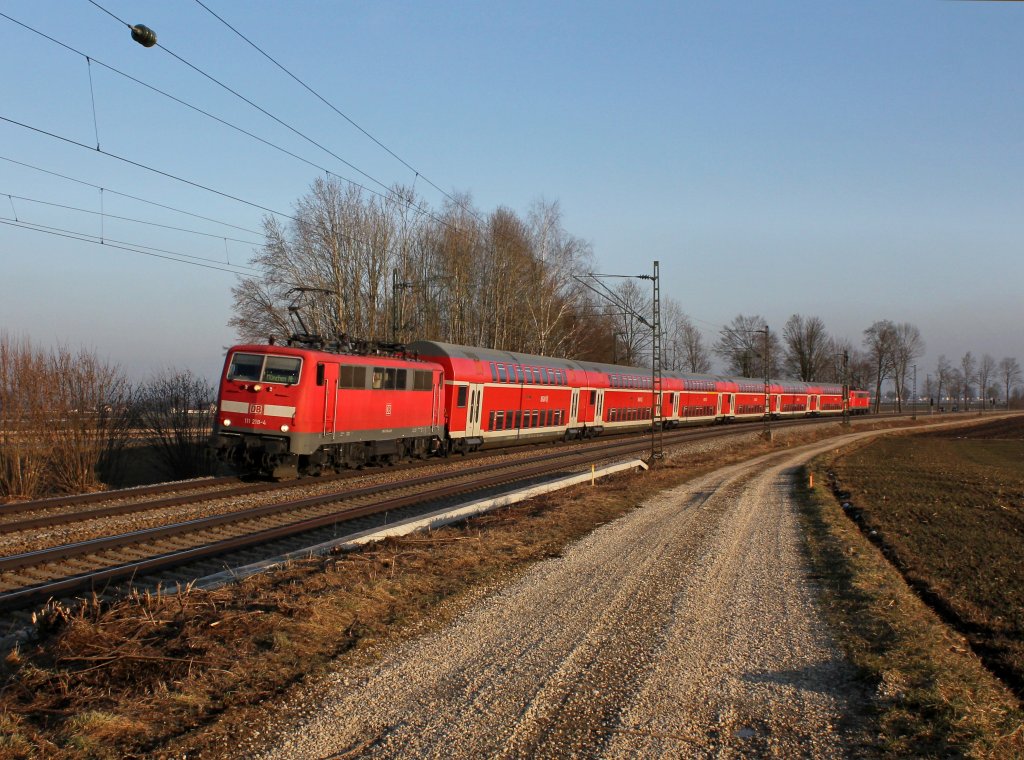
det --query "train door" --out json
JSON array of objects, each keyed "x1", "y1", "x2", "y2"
[
  {"x1": 432, "y1": 371, "x2": 444, "y2": 432},
  {"x1": 809, "y1": 395, "x2": 818, "y2": 414},
  {"x1": 570, "y1": 389, "x2": 580, "y2": 425},
  {"x1": 595, "y1": 390, "x2": 605, "y2": 422},
  {"x1": 465, "y1": 383, "x2": 485, "y2": 438},
  {"x1": 720, "y1": 393, "x2": 733, "y2": 416},
  {"x1": 319, "y1": 362, "x2": 339, "y2": 439}
]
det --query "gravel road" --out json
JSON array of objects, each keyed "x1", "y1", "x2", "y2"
[{"x1": 254, "y1": 434, "x2": 874, "y2": 759}]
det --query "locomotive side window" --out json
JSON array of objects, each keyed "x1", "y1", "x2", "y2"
[
  {"x1": 316, "y1": 363, "x2": 325, "y2": 386},
  {"x1": 396, "y1": 369, "x2": 408, "y2": 389},
  {"x1": 227, "y1": 353, "x2": 264, "y2": 381},
  {"x1": 456, "y1": 385, "x2": 468, "y2": 408},
  {"x1": 413, "y1": 370, "x2": 432, "y2": 390},
  {"x1": 339, "y1": 365, "x2": 368, "y2": 389},
  {"x1": 263, "y1": 356, "x2": 301, "y2": 384}
]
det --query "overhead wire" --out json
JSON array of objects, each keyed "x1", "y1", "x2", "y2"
[
  {"x1": 191, "y1": 0, "x2": 486, "y2": 225},
  {"x1": 0, "y1": 12, "x2": 454, "y2": 231},
  {"x1": 82, "y1": 1, "x2": 462, "y2": 230},
  {"x1": 0, "y1": 155, "x2": 266, "y2": 238},
  {"x1": 0, "y1": 191, "x2": 262, "y2": 245},
  {"x1": 1, "y1": 114, "x2": 297, "y2": 220},
  {"x1": 0, "y1": 217, "x2": 263, "y2": 275}
]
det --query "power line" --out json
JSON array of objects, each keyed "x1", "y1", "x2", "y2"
[
  {"x1": 2, "y1": 191, "x2": 262, "y2": 245},
  {"x1": 0, "y1": 12, "x2": 451, "y2": 231},
  {"x1": 1, "y1": 114, "x2": 297, "y2": 221},
  {"x1": 1, "y1": 217, "x2": 262, "y2": 275},
  {"x1": 0, "y1": 156, "x2": 267, "y2": 237},
  {"x1": 191, "y1": 0, "x2": 485, "y2": 224},
  {"x1": 83, "y1": 0, "x2": 450, "y2": 226}
]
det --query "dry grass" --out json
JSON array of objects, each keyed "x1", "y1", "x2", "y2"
[
  {"x1": 799, "y1": 433, "x2": 1024, "y2": 757},
  {"x1": 0, "y1": 417, "x2": 980, "y2": 759}
]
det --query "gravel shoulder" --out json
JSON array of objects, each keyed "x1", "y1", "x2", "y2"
[{"x1": 252, "y1": 432, "x2": 885, "y2": 759}]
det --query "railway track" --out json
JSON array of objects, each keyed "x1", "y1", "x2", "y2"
[{"x1": 0, "y1": 415, "x2": 858, "y2": 638}]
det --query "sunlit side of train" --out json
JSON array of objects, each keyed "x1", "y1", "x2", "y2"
[{"x1": 210, "y1": 340, "x2": 871, "y2": 478}]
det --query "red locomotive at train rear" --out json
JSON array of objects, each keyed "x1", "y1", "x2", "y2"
[{"x1": 211, "y1": 344, "x2": 445, "y2": 478}]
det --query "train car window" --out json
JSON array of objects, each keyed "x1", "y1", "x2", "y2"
[
  {"x1": 227, "y1": 353, "x2": 264, "y2": 382},
  {"x1": 531, "y1": 410, "x2": 539, "y2": 427},
  {"x1": 515, "y1": 366, "x2": 524, "y2": 384},
  {"x1": 497, "y1": 364, "x2": 508, "y2": 383},
  {"x1": 396, "y1": 369, "x2": 408, "y2": 390},
  {"x1": 488, "y1": 411, "x2": 495, "y2": 430},
  {"x1": 524, "y1": 368, "x2": 533, "y2": 384},
  {"x1": 413, "y1": 370, "x2": 432, "y2": 390},
  {"x1": 489, "y1": 363, "x2": 498, "y2": 382},
  {"x1": 589, "y1": 390, "x2": 596, "y2": 404},
  {"x1": 505, "y1": 410, "x2": 513, "y2": 430},
  {"x1": 456, "y1": 385, "x2": 468, "y2": 408},
  {"x1": 495, "y1": 410, "x2": 505, "y2": 429},
  {"x1": 514, "y1": 410, "x2": 522, "y2": 428},
  {"x1": 262, "y1": 356, "x2": 301, "y2": 384},
  {"x1": 316, "y1": 363, "x2": 325, "y2": 386}
]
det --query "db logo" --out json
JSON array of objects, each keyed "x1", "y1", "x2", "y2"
[
  {"x1": 250, "y1": 404, "x2": 264, "y2": 415},
  {"x1": 385, "y1": 403, "x2": 392, "y2": 416}
]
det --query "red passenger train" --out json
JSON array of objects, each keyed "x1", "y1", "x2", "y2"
[{"x1": 210, "y1": 339, "x2": 871, "y2": 478}]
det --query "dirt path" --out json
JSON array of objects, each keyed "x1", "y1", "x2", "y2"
[{"x1": 254, "y1": 434, "x2": 880, "y2": 759}]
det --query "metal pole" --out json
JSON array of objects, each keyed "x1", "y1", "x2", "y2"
[
  {"x1": 842, "y1": 351, "x2": 850, "y2": 426},
  {"x1": 912, "y1": 364, "x2": 917, "y2": 420},
  {"x1": 762, "y1": 326, "x2": 772, "y2": 441}
]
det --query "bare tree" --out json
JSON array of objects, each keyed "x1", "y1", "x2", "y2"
[
  {"x1": 663, "y1": 299, "x2": 711, "y2": 373},
  {"x1": 609, "y1": 279, "x2": 652, "y2": 366},
  {"x1": 947, "y1": 368, "x2": 964, "y2": 410},
  {"x1": 960, "y1": 351, "x2": 977, "y2": 410},
  {"x1": 999, "y1": 357, "x2": 1022, "y2": 410},
  {"x1": 781, "y1": 314, "x2": 831, "y2": 381},
  {"x1": 863, "y1": 320, "x2": 896, "y2": 413},
  {"x1": 977, "y1": 354, "x2": 996, "y2": 410},
  {"x1": 714, "y1": 315, "x2": 779, "y2": 378},
  {"x1": 0, "y1": 334, "x2": 132, "y2": 498},
  {"x1": 935, "y1": 354, "x2": 952, "y2": 410},
  {"x1": 523, "y1": 200, "x2": 593, "y2": 357},
  {"x1": 890, "y1": 322, "x2": 925, "y2": 412}
]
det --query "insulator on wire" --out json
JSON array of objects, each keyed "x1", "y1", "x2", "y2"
[{"x1": 131, "y1": 24, "x2": 157, "y2": 48}]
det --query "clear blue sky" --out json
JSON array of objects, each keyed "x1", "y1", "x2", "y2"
[{"x1": 2, "y1": 1, "x2": 1021, "y2": 384}]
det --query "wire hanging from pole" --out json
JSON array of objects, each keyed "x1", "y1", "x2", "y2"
[{"x1": 86, "y1": 56, "x2": 101, "y2": 150}]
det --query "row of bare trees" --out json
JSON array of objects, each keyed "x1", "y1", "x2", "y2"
[
  {"x1": 231, "y1": 180, "x2": 598, "y2": 359},
  {"x1": 932, "y1": 353, "x2": 1022, "y2": 411},
  {"x1": 0, "y1": 334, "x2": 217, "y2": 501}
]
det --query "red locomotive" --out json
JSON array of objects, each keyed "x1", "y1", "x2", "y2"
[{"x1": 211, "y1": 338, "x2": 871, "y2": 478}]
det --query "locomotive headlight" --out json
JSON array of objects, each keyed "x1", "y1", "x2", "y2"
[
  {"x1": 253, "y1": 384, "x2": 262, "y2": 392},
  {"x1": 222, "y1": 419, "x2": 232, "y2": 426},
  {"x1": 280, "y1": 424, "x2": 290, "y2": 432}
]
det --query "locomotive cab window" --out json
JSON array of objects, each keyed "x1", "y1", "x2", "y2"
[
  {"x1": 227, "y1": 353, "x2": 264, "y2": 382},
  {"x1": 262, "y1": 356, "x2": 301, "y2": 384}
]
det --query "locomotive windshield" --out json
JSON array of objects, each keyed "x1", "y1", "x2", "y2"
[{"x1": 227, "y1": 353, "x2": 302, "y2": 384}]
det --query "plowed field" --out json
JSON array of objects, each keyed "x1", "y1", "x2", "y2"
[{"x1": 830, "y1": 416, "x2": 1024, "y2": 696}]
